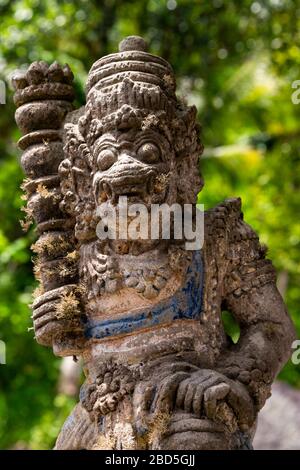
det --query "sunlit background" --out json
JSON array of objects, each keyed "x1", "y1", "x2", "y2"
[{"x1": 0, "y1": 0, "x2": 300, "y2": 449}]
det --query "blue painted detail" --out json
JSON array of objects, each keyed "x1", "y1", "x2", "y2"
[{"x1": 84, "y1": 250, "x2": 204, "y2": 340}]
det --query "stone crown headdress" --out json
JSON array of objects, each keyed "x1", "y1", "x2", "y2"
[
  {"x1": 86, "y1": 36, "x2": 176, "y2": 116},
  {"x1": 82, "y1": 36, "x2": 182, "y2": 137}
]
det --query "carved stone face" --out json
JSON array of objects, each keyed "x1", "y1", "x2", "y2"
[{"x1": 91, "y1": 127, "x2": 176, "y2": 208}]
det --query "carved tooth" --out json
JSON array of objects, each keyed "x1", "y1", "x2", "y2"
[{"x1": 102, "y1": 182, "x2": 111, "y2": 196}]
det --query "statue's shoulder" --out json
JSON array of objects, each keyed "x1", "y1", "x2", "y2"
[
  {"x1": 204, "y1": 198, "x2": 276, "y2": 297},
  {"x1": 204, "y1": 197, "x2": 256, "y2": 237},
  {"x1": 204, "y1": 197, "x2": 263, "y2": 259}
]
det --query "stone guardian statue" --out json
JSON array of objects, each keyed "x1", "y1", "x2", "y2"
[{"x1": 12, "y1": 36, "x2": 295, "y2": 450}]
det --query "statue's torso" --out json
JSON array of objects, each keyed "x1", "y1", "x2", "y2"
[{"x1": 82, "y1": 246, "x2": 226, "y2": 380}]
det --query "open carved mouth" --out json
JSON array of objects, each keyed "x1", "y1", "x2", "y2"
[{"x1": 98, "y1": 178, "x2": 155, "y2": 204}]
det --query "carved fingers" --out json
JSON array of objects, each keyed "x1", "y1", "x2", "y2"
[
  {"x1": 133, "y1": 368, "x2": 255, "y2": 440},
  {"x1": 151, "y1": 372, "x2": 190, "y2": 415},
  {"x1": 176, "y1": 370, "x2": 224, "y2": 414},
  {"x1": 203, "y1": 382, "x2": 230, "y2": 419},
  {"x1": 31, "y1": 284, "x2": 85, "y2": 352},
  {"x1": 175, "y1": 369, "x2": 255, "y2": 431}
]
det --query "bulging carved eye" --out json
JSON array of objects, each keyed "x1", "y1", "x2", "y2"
[
  {"x1": 97, "y1": 149, "x2": 117, "y2": 171},
  {"x1": 137, "y1": 142, "x2": 160, "y2": 163}
]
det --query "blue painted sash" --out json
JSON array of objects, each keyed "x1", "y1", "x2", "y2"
[{"x1": 84, "y1": 250, "x2": 204, "y2": 340}]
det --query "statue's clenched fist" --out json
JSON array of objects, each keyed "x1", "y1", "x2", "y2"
[
  {"x1": 175, "y1": 369, "x2": 254, "y2": 430},
  {"x1": 136, "y1": 369, "x2": 255, "y2": 433}
]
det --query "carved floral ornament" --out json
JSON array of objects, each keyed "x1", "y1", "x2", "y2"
[{"x1": 12, "y1": 36, "x2": 295, "y2": 450}]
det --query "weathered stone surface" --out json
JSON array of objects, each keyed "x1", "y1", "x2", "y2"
[{"x1": 13, "y1": 35, "x2": 296, "y2": 450}]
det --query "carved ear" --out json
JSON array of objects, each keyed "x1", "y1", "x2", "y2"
[
  {"x1": 64, "y1": 123, "x2": 90, "y2": 163},
  {"x1": 60, "y1": 123, "x2": 92, "y2": 207},
  {"x1": 60, "y1": 122, "x2": 97, "y2": 241},
  {"x1": 173, "y1": 105, "x2": 204, "y2": 204}
]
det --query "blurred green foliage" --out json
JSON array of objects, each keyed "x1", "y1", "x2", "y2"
[{"x1": 0, "y1": 0, "x2": 300, "y2": 449}]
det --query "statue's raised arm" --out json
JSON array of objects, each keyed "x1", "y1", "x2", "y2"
[{"x1": 12, "y1": 61, "x2": 86, "y2": 356}]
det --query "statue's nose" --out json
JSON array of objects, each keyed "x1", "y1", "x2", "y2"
[{"x1": 117, "y1": 152, "x2": 137, "y2": 165}]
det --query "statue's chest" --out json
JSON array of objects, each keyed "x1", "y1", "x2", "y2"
[{"x1": 84, "y1": 250, "x2": 205, "y2": 340}]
